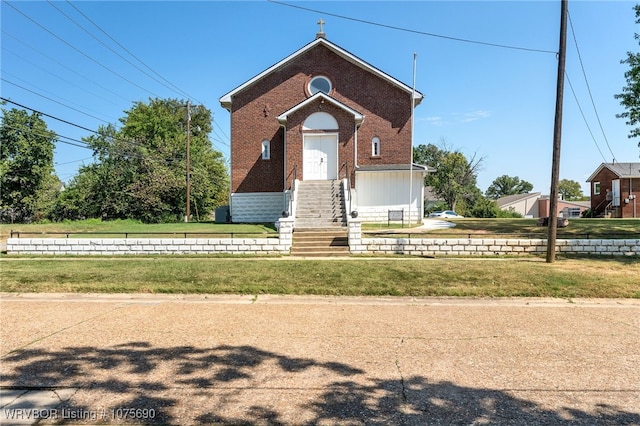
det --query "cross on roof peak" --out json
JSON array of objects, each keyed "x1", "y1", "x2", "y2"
[{"x1": 316, "y1": 18, "x2": 326, "y2": 39}]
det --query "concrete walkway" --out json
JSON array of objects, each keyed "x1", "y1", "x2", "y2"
[{"x1": 1, "y1": 293, "x2": 639, "y2": 425}]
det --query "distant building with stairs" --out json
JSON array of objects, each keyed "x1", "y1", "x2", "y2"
[
  {"x1": 587, "y1": 162, "x2": 640, "y2": 218},
  {"x1": 219, "y1": 27, "x2": 430, "y2": 250}
]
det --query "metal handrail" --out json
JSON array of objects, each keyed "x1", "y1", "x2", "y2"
[
  {"x1": 341, "y1": 161, "x2": 352, "y2": 216},
  {"x1": 286, "y1": 164, "x2": 298, "y2": 217}
]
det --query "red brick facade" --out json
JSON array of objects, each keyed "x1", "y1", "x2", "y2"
[
  {"x1": 588, "y1": 164, "x2": 640, "y2": 218},
  {"x1": 222, "y1": 39, "x2": 418, "y2": 194}
]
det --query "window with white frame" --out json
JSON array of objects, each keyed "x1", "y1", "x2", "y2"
[
  {"x1": 593, "y1": 181, "x2": 600, "y2": 195},
  {"x1": 261, "y1": 140, "x2": 270, "y2": 160},
  {"x1": 372, "y1": 137, "x2": 381, "y2": 157},
  {"x1": 308, "y1": 75, "x2": 332, "y2": 95}
]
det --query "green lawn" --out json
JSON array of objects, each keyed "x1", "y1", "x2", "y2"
[
  {"x1": 1, "y1": 257, "x2": 638, "y2": 298},
  {"x1": 2, "y1": 218, "x2": 638, "y2": 298},
  {"x1": 364, "y1": 218, "x2": 640, "y2": 239},
  {"x1": 2, "y1": 219, "x2": 276, "y2": 240}
]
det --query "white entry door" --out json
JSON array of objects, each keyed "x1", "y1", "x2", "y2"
[{"x1": 303, "y1": 134, "x2": 338, "y2": 180}]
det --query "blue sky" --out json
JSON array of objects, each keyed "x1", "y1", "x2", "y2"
[{"x1": 1, "y1": 1, "x2": 638, "y2": 196}]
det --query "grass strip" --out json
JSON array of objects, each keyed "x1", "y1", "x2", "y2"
[{"x1": 1, "y1": 257, "x2": 638, "y2": 298}]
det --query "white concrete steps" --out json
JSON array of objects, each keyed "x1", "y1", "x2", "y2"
[{"x1": 295, "y1": 180, "x2": 347, "y2": 228}]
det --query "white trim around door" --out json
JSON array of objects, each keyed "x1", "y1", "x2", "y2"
[{"x1": 303, "y1": 133, "x2": 338, "y2": 180}]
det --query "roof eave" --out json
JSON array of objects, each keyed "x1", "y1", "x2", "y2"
[
  {"x1": 276, "y1": 92, "x2": 364, "y2": 125},
  {"x1": 219, "y1": 37, "x2": 424, "y2": 110}
]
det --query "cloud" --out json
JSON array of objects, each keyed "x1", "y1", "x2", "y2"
[
  {"x1": 459, "y1": 110, "x2": 491, "y2": 123},
  {"x1": 421, "y1": 116, "x2": 445, "y2": 126},
  {"x1": 419, "y1": 110, "x2": 491, "y2": 127}
]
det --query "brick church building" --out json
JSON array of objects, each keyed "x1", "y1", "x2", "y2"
[{"x1": 219, "y1": 25, "x2": 429, "y2": 225}]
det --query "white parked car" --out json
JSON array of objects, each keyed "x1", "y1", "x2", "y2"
[{"x1": 428, "y1": 210, "x2": 464, "y2": 218}]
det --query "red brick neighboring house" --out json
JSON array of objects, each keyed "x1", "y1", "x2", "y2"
[
  {"x1": 587, "y1": 162, "x2": 640, "y2": 218},
  {"x1": 219, "y1": 32, "x2": 427, "y2": 224}
]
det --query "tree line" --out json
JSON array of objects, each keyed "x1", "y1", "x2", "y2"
[
  {"x1": 1, "y1": 98, "x2": 229, "y2": 223},
  {"x1": 414, "y1": 143, "x2": 586, "y2": 219}
]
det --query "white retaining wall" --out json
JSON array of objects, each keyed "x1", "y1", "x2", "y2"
[
  {"x1": 7, "y1": 219, "x2": 639, "y2": 256},
  {"x1": 347, "y1": 219, "x2": 640, "y2": 256},
  {"x1": 7, "y1": 218, "x2": 295, "y2": 255}
]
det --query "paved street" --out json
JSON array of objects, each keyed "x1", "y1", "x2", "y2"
[{"x1": 1, "y1": 293, "x2": 639, "y2": 425}]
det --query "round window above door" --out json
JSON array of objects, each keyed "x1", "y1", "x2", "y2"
[{"x1": 308, "y1": 75, "x2": 332, "y2": 95}]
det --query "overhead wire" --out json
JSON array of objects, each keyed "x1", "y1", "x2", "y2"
[
  {"x1": 2, "y1": 123, "x2": 91, "y2": 150},
  {"x1": 4, "y1": 1, "x2": 162, "y2": 98},
  {"x1": 2, "y1": 78, "x2": 115, "y2": 125},
  {"x1": 3, "y1": 45, "x2": 125, "y2": 109},
  {"x1": 0, "y1": 98, "x2": 211, "y2": 166},
  {"x1": 3, "y1": 15, "x2": 231, "y2": 151},
  {"x1": 564, "y1": 72, "x2": 607, "y2": 163},
  {"x1": 567, "y1": 10, "x2": 617, "y2": 163},
  {"x1": 65, "y1": 0, "x2": 205, "y2": 105},
  {"x1": 46, "y1": 0, "x2": 197, "y2": 103},
  {"x1": 267, "y1": 0, "x2": 558, "y2": 54},
  {"x1": 4, "y1": 3, "x2": 232, "y2": 151},
  {"x1": 2, "y1": 30, "x2": 132, "y2": 104}
]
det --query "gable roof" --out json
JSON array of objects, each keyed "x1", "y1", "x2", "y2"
[
  {"x1": 276, "y1": 92, "x2": 364, "y2": 126},
  {"x1": 219, "y1": 37, "x2": 423, "y2": 110},
  {"x1": 496, "y1": 192, "x2": 541, "y2": 208},
  {"x1": 587, "y1": 162, "x2": 640, "y2": 182}
]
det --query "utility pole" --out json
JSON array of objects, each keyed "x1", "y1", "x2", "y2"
[
  {"x1": 546, "y1": 0, "x2": 568, "y2": 263},
  {"x1": 185, "y1": 100, "x2": 191, "y2": 223}
]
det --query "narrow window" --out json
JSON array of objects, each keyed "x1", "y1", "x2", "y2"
[
  {"x1": 372, "y1": 137, "x2": 381, "y2": 157},
  {"x1": 593, "y1": 182, "x2": 600, "y2": 195},
  {"x1": 261, "y1": 140, "x2": 270, "y2": 160}
]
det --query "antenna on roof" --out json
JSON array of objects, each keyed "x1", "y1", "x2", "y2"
[{"x1": 316, "y1": 18, "x2": 326, "y2": 39}]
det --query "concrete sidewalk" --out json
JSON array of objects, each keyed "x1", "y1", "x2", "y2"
[{"x1": 1, "y1": 293, "x2": 639, "y2": 425}]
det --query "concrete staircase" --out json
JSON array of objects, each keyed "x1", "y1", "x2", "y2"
[
  {"x1": 291, "y1": 229, "x2": 349, "y2": 257},
  {"x1": 294, "y1": 180, "x2": 347, "y2": 229},
  {"x1": 292, "y1": 180, "x2": 349, "y2": 256}
]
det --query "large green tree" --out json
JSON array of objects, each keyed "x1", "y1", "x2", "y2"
[
  {"x1": 485, "y1": 175, "x2": 533, "y2": 199},
  {"x1": 558, "y1": 179, "x2": 585, "y2": 201},
  {"x1": 55, "y1": 98, "x2": 229, "y2": 222},
  {"x1": 414, "y1": 143, "x2": 483, "y2": 213},
  {"x1": 1, "y1": 107, "x2": 59, "y2": 222},
  {"x1": 615, "y1": 4, "x2": 640, "y2": 149}
]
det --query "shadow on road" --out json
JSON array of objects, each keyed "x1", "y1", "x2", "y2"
[{"x1": 2, "y1": 342, "x2": 638, "y2": 425}]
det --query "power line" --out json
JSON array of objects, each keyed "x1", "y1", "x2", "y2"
[
  {"x1": 3, "y1": 45, "x2": 124, "y2": 109},
  {"x1": 46, "y1": 1, "x2": 196, "y2": 102},
  {"x1": 4, "y1": 1, "x2": 162, "y2": 98},
  {"x1": 2, "y1": 30, "x2": 132, "y2": 104},
  {"x1": 55, "y1": 157, "x2": 94, "y2": 166},
  {"x1": 567, "y1": 10, "x2": 616, "y2": 162},
  {"x1": 2, "y1": 123, "x2": 91, "y2": 150},
  {"x1": 1, "y1": 98, "x2": 162, "y2": 161},
  {"x1": 268, "y1": 0, "x2": 557, "y2": 54},
  {"x1": 1, "y1": 78, "x2": 114, "y2": 125},
  {"x1": 65, "y1": 0, "x2": 205, "y2": 105},
  {"x1": 564, "y1": 72, "x2": 607, "y2": 163},
  {"x1": 0, "y1": 98, "x2": 209, "y2": 166},
  {"x1": 2, "y1": 97, "x2": 117, "y2": 137}
]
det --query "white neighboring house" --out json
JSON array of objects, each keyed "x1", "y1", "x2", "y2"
[
  {"x1": 497, "y1": 192, "x2": 590, "y2": 218},
  {"x1": 496, "y1": 193, "x2": 542, "y2": 218}
]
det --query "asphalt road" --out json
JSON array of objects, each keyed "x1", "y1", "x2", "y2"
[{"x1": 1, "y1": 293, "x2": 639, "y2": 425}]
